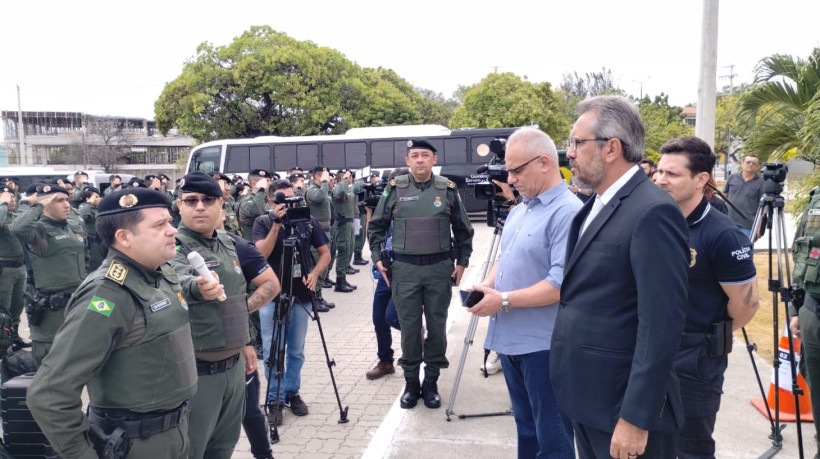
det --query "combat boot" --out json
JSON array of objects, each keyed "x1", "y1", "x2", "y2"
[
  {"x1": 421, "y1": 374, "x2": 441, "y2": 409},
  {"x1": 11, "y1": 324, "x2": 30, "y2": 349},
  {"x1": 400, "y1": 377, "x2": 421, "y2": 409},
  {"x1": 352, "y1": 254, "x2": 369, "y2": 266},
  {"x1": 334, "y1": 277, "x2": 354, "y2": 293}
]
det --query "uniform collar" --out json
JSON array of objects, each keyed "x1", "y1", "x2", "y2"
[{"x1": 686, "y1": 196, "x2": 711, "y2": 228}]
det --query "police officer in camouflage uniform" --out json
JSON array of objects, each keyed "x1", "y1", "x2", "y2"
[
  {"x1": 11, "y1": 183, "x2": 86, "y2": 366},
  {"x1": 305, "y1": 166, "x2": 336, "y2": 309},
  {"x1": 171, "y1": 172, "x2": 271, "y2": 459},
  {"x1": 791, "y1": 186, "x2": 820, "y2": 459},
  {"x1": 369, "y1": 138, "x2": 474, "y2": 409},
  {"x1": 239, "y1": 169, "x2": 273, "y2": 241},
  {"x1": 79, "y1": 186, "x2": 107, "y2": 271},
  {"x1": 0, "y1": 185, "x2": 29, "y2": 348},
  {"x1": 28, "y1": 187, "x2": 198, "y2": 459},
  {"x1": 332, "y1": 168, "x2": 358, "y2": 292},
  {"x1": 211, "y1": 172, "x2": 243, "y2": 237}
]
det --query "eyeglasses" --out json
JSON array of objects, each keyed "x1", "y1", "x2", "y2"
[
  {"x1": 568, "y1": 137, "x2": 612, "y2": 151},
  {"x1": 507, "y1": 156, "x2": 542, "y2": 175},
  {"x1": 180, "y1": 196, "x2": 219, "y2": 207}
]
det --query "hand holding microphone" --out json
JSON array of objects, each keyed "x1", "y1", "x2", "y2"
[{"x1": 187, "y1": 252, "x2": 227, "y2": 301}]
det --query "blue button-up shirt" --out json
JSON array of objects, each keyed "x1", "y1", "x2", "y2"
[{"x1": 484, "y1": 182, "x2": 582, "y2": 355}]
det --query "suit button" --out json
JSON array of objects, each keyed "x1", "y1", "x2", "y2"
[{"x1": 559, "y1": 301, "x2": 566, "y2": 308}]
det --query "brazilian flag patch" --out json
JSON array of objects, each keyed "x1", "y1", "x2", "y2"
[{"x1": 87, "y1": 296, "x2": 115, "y2": 317}]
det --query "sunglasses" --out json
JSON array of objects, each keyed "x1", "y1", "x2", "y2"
[{"x1": 180, "y1": 196, "x2": 219, "y2": 207}]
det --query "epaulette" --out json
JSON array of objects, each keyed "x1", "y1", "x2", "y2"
[
  {"x1": 433, "y1": 175, "x2": 449, "y2": 190},
  {"x1": 105, "y1": 261, "x2": 129, "y2": 286},
  {"x1": 395, "y1": 175, "x2": 410, "y2": 188},
  {"x1": 389, "y1": 179, "x2": 396, "y2": 187},
  {"x1": 448, "y1": 181, "x2": 456, "y2": 189}
]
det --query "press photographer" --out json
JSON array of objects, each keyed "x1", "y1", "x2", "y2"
[{"x1": 474, "y1": 138, "x2": 520, "y2": 227}]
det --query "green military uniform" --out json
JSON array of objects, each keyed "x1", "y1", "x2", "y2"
[
  {"x1": 306, "y1": 177, "x2": 332, "y2": 296},
  {"x1": 170, "y1": 199, "x2": 182, "y2": 228},
  {"x1": 79, "y1": 201, "x2": 106, "y2": 271},
  {"x1": 368, "y1": 173, "x2": 473, "y2": 382},
  {"x1": 11, "y1": 195, "x2": 87, "y2": 366},
  {"x1": 792, "y1": 186, "x2": 820, "y2": 454},
  {"x1": 352, "y1": 181, "x2": 368, "y2": 262},
  {"x1": 332, "y1": 178, "x2": 356, "y2": 283},
  {"x1": 28, "y1": 250, "x2": 197, "y2": 459},
  {"x1": 325, "y1": 193, "x2": 338, "y2": 283},
  {"x1": 71, "y1": 186, "x2": 85, "y2": 209},
  {"x1": 0, "y1": 194, "x2": 26, "y2": 342},
  {"x1": 223, "y1": 195, "x2": 243, "y2": 237},
  {"x1": 172, "y1": 223, "x2": 250, "y2": 459},
  {"x1": 239, "y1": 190, "x2": 270, "y2": 242}
]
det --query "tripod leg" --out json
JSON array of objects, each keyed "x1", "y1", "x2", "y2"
[
  {"x1": 308, "y1": 292, "x2": 349, "y2": 423},
  {"x1": 263, "y1": 296, "x2": 292, "y2": 444}
]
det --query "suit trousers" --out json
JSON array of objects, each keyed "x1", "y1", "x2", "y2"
[{"x1": 572, "y1": 421, "x2": 677, "y2": 459}]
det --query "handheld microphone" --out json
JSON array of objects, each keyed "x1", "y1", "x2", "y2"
[
  {"x1": 186, "y1": 251, "x2": 227, "y2": 301},
  {"x1": 273, "y1": 191, "x2": 287, "y2": 205}
]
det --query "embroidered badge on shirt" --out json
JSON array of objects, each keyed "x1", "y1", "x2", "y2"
[
  {"x1": 105, "y1": 262, "x2": 128, "y2": 285},
  {"x1": 434, "y1": 196, "x2": 442, "y2": 208},
  {"x1": 177, "y1": 292, "x2": 188, "y2": 310},
  {"x1": 205, "y1": 260, "x2": 221, "y2": 268},
  {"x1": 689, "y1": 248, "x2": 697, "y2": 268},
  {"x1": 233, "y1": 260, "x2": 242, "y2": 274},
  {"x1": 399, "y1": 196, "x2": 418, "y2": 202},
  {"x1": 150, "y1": 298, "x2": 171, "y2": 312},
  {"x1": 811, "y1": 248, "x2": 820, "y2": 260},
  {"x1": 88, "y1": 296, "x2": 115, "y2": 317}
]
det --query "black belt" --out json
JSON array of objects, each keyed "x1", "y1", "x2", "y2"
[
  {"x1": 680, "y1": 332, "x2": 710, "y2": 348},
  {"x1": 196, "y1": 353, "x2": 240, "y2": 375},
  {"x1": 0, "y1": 259, "x2": 23, "y2": 268},
  {"x1": 393, "y1": 252, "x2": 450, "y2": 266},
  {"x1": 88, "y1": 401, "x2": 189, "y2": 439},
  {"x1": 805, "y1": 295, "x2": 820, "y2": 315}
]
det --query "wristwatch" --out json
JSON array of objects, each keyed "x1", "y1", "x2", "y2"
[{"x1": 501, "y1": 292, "x2": 512, "y2": 312}]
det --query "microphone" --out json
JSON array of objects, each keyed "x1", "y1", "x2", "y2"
[
  {"x1": 273, "y1": 191, "x2": 287, "y2": 204},
  {"x1": 186, "y1": 251, "x2": 227, "y2": 301}
]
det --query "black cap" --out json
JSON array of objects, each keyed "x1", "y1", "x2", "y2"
[
  {"x1": 271, "y1": 172, "x2": 281, "y2": 180},
  {"x1": 158, "y1": 174, "x2": 171, "y2": 181},
  {"x1": 145, "y1": 174, "x2": 159, "y2": 181},
  {"x1": 288, "y1": 173, "x2": 305, "y2": 181},
  {"x1": 179, "y1": 172, "x2": 222, "y2": 197},
  {"x1": 337, "y1": 168, "x2": 349, "y2": 176},
  {"x1": 82, "y1": 186, "x2": 101, "y2": 199},
  {"x1": 98, "y1": 188, "x2": 172, "y2": 217},
  {"x1": 39, "y1": 184, "x2": 69, "y2": 197},
  {"x1": 250, "y1": 169, "x2": 271, "y2": 178},
  {"x1": 232, "y1": 175, "x2": 243, "y2": 184},
  {"x1": 310, "y1": 165, "x2": 327, "y2": 174},
  {"x1": 407, "y1": 138, "x2": 437, "y2": 153},
  {"x1": 74, "y1": 170, "x2": 89, "y2": 177},
  {"x1": 211, "y1": 172, "x2": 231, "y2": 183},
  {"x1": 4, "y1": 178, "x2": 19, "y2": 187},
  {"x1": 24, "y1": 183, "x2": 41, "y2": 195},
  {"x1": 1, "y1": 186, "x2": 12, "y2": 194},
  {"x1": 127, "y1": 178, "x2": 147, "y2": 188}
]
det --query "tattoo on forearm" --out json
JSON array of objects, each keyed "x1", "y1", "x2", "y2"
[
  {"x1": 743, "y1": 284, "x2": 759, "y2": 309},
  {"x1": 247, "y1": 281, "x2": 276, "y2": 312}
]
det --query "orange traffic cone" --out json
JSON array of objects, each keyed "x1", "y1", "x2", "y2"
[{"x1": 751, "y1": 324, "x2": 813, "y2": 422}]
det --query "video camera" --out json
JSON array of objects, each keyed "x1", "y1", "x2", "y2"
[
  {"x1": 273, "y1": 192, "x2": 311, "y2": 225},
  {"x1": 474, "y1": 139, "x2": 508, "y2": 200},
  {"x1": 761, "y1": 162, "x2": 788, "y2": 195}
]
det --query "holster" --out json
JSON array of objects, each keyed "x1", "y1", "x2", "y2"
[
  {"x1": 24, "y1": 292, "x2": 48, "y2": 327},
  {"x1": 707, "y1": 319, "x2": 734, "y2": 358},
  {"x1": 336, "y1": 213, "x2": 350, "y2": 226},
  {"x1": 89, "y1": 424, "x2": 131, "y2": 459}
]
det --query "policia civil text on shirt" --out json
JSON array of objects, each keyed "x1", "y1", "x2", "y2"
[
  {"x1": 27, "y1": 188, "x2": 198, "y2": 459},
  {"x1": 368, "y1": 138, "x2": 474, "y2": 409},
  {"x1": 11, "y1": 183, "x2": 87, "y2": 366}
]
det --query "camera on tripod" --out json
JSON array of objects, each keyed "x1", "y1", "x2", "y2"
[
  {"x1": 474, "y1": 139, "x2": 508, "y2": 200},
  {"x1": 761, "y1": 162, "x2": 788, "y2": 195},
  {"x1": 273, "y1": 192, "x2": 311, "y2": 225}
]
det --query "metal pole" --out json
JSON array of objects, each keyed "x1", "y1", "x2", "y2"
[
  {"x1": 16, "y1": 85, "x2": 27, "y2": 165},
  {"x1": 696, "y1": 0, "x2": 719, "y2": 150}
]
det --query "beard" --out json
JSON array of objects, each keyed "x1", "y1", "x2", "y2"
[{"x1": 570, "y1": 150, "x2": 606, "y2": 191}]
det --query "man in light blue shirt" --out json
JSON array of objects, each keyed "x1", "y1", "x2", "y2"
[{"x1": 468, "y1": 127, "x2": 581, "y2": 459}]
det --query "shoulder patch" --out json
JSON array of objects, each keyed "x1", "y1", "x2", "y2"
[
  {"x1": 390, "y1": 179, "x2": 396, "y2": 186},
  {"x1": 448, "y1": 181, "x2": 456, "y2": 189},
  {"x1": 105, "y1": 262, "x2": 128, "y2": 285},
  {"x1": 87, "y1": 296, "x2": 115, "y2": 317}
]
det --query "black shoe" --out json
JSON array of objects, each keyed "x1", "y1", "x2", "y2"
[
  {"x1": 352, "y1": 257, "x2": 369, "y2": 266},
  {"x1": 400, "y1": 379, "x2": 422, "y2": 409},
  {"x1": 334, "y1": 280, "x2": 355, "y2": 293},
  {"x1": 421, "y1": 377, "x2": 441, "y2": 409},
  {"x1": 321, "y1": 279, "x2": 334, "y2": 289},
  {"x1": 319, "y1": 298, "x2": 335, "y2": 309},
  {"x1": 315, "y1": 302, "x2": 330, "y2": 313},
  {"x1": 342, "y1": 279, "x2": 357, "y2": 290},
  {"x1": 285, "y1": 394, "x2": 309, "y2": 416},
  {"x1": 11, "y1": 335, "x2": 31, "y2": 349},
  {"x1": 268, "y1": 402, "x2": 284, "y2": 426},
  {"x1": 345, "y1": 266, "x2": 360, "y2": 275}
]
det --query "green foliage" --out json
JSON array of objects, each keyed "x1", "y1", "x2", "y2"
[
  {"x1": 449, "y1": 72, "x2": 569, "y2": 142},
  {"x1": 638, "y1": 94, "x2": 694, "y2": 157},
  {"x1": 714, "y1": 94, "x2": 739, "y2": 155},
  {"x1": 736, "y1": 48, "x2": 820, "y2": 165}
]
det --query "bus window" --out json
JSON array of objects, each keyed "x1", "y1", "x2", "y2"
[
  {"x1": 225, "y1": 146, "x2": 250, "y2": 173},
  {"x1": 345, "y1": 142, "x2": 366, "y2": 169},
  {"x1": 249, "y1": 145, "x2": 272, "y2": 172},
  {"x1": 297, "y1": 144, "x2": 319, "y2": 169},
  {"x1": 393, "y1": 140, "x2": 406, "y2": 166},
  {"x1": 371, "y1": 141, "x2": 394, "y2": 167},
  {"x1": 443, "y1": 138, "x2": 467, "y2": 165},
  {"x1": 322, "y1": 143, "x2": 344, "y2": 169},
  {"x1": 429, "y1": 139, "x2": 444, "y2": 156},
  {"x1": 273, "y1": 145, "x2": 297, "y2": 171},
  {"x1": 190, "y1": 146, "x2": 222, "y2": 173}
]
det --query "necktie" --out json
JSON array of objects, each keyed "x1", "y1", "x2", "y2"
[{"x1": 580, "y1": 196, "x2": 604, "y2": 236}]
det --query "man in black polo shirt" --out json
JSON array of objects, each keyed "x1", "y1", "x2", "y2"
[{"x1": 656, "y1": 137, "x2": 759, "y2": 458}]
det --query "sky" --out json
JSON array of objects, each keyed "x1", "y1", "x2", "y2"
[{"x1": 2, "y1": 0, "x2": 819, "y2": 123}]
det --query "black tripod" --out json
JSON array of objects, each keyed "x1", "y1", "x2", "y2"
[
  {"x1": 264, "y1": 221, "x2": 349, "y2": 444},
  {"x1": 747, "y1": 172, "x2": 805, "y2": 459}
]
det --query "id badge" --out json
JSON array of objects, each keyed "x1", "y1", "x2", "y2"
[{"x1": 293, "y1": 263, "x2": 302, "y2": 278}]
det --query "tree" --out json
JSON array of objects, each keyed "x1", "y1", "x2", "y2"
[
  {"x1": 639, "y1": 94, "x2": 694, "y2": 158},
  {"x1": 557, "y1": 68, "x2": 625, "y2": 126},
  {"x1": 736, "y1": 48, "x2": 820, "y2": 164},
  {"x1": 714, "y1": 94, "x2": 740, "y2": 160},
  {"x1": 449, "y1": 72, "x2": 569, "y2": 142},
  {"x1": 414, "y1": 88, "x2": 458, "y2": 126},
  {"x1": 84, "y1": 117, "x2": 131, "y2": 173}
]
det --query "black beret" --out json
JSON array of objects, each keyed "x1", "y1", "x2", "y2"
[
  {"x1": 250, "y1": 169, "x2": 271, "y2": 178},
  {"x1": 211, "y1": 172, "x2": 231, "y2": 183},
  {"x1": 271, "y1": 172, "x2": 281, "y2": 180},
  {"x1": 39, "y1": 184, "x2": 69, "y2": 197},
  {"x1": 310, "y1": 165, "x2": 327, "y2": 174},
  {"x1": 24, "y1": 183, "x2": 41, "y2": 195},
  {"x1": 407, "y1": 138, "x2": 437, "y2": 153},
  {"x1": 74, "y1": 170, "x2": 89, "y2": 177},
  {"x1": 4, "y1": 178, "x2": 19, "y2": 187},
  {"x1": 145, "y1": 174, "x2": 159, "y2": 181},
  {"x1": 232, "y1": 175, "x2": 244, "y2": 183},
  {"x1": 158, "y1": 174, "x2": 171, "y2": 181},
  {"x1": 288, "y1": 173, "x2": 305, "y2": 181},
  {"x1": 337, "y1": 168, "x2": 349, "y2": 176},
  {"x1": 128, "y1": 178, "x2": 147, "y2": 188},
  {"x1": 97, "y1": 188, "x2": 172, "y2": 217},
  {"x1": 82, "y1": 187, "x2": 101, "y2": 199},
  {"x1": 179, "y1": 172, "x2": 222, "y2": 197},
  {"x1": 1, "y1": 186, "x2": 11, "y2": 193}
]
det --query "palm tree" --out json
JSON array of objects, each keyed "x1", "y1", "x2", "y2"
[{"x1": 736, "y1": 48, "x2": 820, "y2": 164}]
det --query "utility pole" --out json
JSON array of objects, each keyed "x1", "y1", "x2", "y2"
[
  {"x1": 491, "y1": 66, "x2": 500, "y2": 73},
  {"x1": 16, "y1": 85, "x2": 27, "y2": 166},
  {"x1": 696, "y1": 0, "x2": 719, "y2": 150},
  {"x1": 720, "y1": 64, "x2": 737, "y2": 94},
  {"x1": 719, "y1": 64, "x2": 737, "y2": 178}
]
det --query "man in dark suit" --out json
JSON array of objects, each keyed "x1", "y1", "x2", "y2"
[{"x1": 550, "y1": 95, "x2": 690, "y2": 459}]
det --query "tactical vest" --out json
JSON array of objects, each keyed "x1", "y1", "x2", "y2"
[
  {"x1": 88, "y1": 261, "x2": 197, "y2": 411},
  {"x1": 223, "y1": 202, "x2": 243, "y2": 237},
  {"x1": 794, "y1": 187, "x2": 820, "y2": 298},
  {"x1": 305, "y1": 182, "x2": 331, "y2": 223},
  {"x1": 390, "y1": 175, "x2": 451, "y2": 254},
  {"x1": 175, "y1": 230, "x2": 250, "y2": 354},
  {"x1": 30, "y1": 218, "x2": 86, "y2": 293}
]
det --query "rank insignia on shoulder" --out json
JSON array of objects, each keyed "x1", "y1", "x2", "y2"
[
  {"x1": 389, "y1": 179, "x2": 396, "y2": 186},
  {"x1": 448, "y1": 181, "x2": 455, "y2": 189},
  {"x1": 106, "y1": 262, "x2": 128, "y2": 285},
  {"x1": 88, "y1": 296, "x2": 115, "y2": 317}
]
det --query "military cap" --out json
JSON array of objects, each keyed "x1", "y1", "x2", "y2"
[
  {"x1": 250, "y1": 169, "x2": 271, "y2": 178},
  {"x1": 145, "y1": 174, "x2": 159, "y2": 181},
  {"x1": 39, "y1": 184, "x2": 69, "y2": 197},
  {"x1": 4, "y1": 178, "x2": 19, "y2": 187},
  {"x1": 82, "y1": 186, "x2": 101, "y2": 199},
  {"x1": 74, "y1": 170, "x2": 89, "y2": 177},
  {"x1": 158, "y1": 174, "x2": 171, "y2": 181},
  {"x1": 1, "y1": 186, "x2": 12, "y2": 194},
  {"x1": 407, "y1": 138, "x2": 437, "y2": 153},
  {"x1": 178, "y1": 171, "x2": 222, "y2": 197},
  {"x1": 288, "y1": 173, "x2": 305, "y2": 181},
  {"x1": 98, "y1": 188, "x2": 172, "y2": 217},
  {"x1": 211, "y1": 172, "x2": 231, "y2": 183},
  {"x1": 127, "y1": 178, "x2": 147, "y2": 188},
  {"x1": 271, "y1": 172, "x2": 281, "y2": 180},
  {"x1": 337, "y1": 168, "x2": 349, "y2": 176},
  {"x1": 232, "y1": 175, "x2": 244, "y2": 184},
  {"x1": 24, "y1": 183, "x2": 41, "y2": 196},
  {"x1": 310, "y1": 165, "x2": 327, "y2": 174}
]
